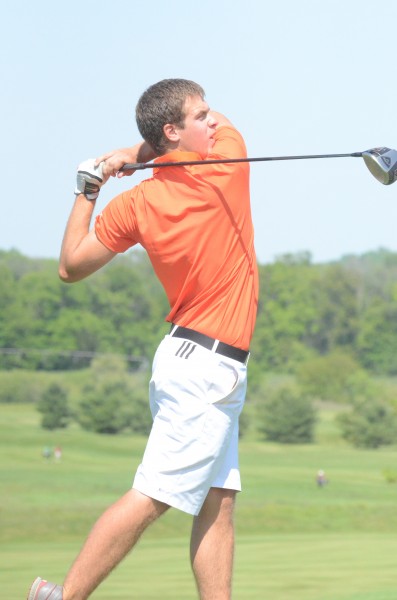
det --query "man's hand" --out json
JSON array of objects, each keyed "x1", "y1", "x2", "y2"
[
  {"x1": 75, "y1": 159, "x2": 105, "y2": 200},
  {"x1": 95, "y1": 149, "x2": 137, "y2": 179},
  {"x1": 95, "y1": 142, "x2": 157, "y2": 179}
]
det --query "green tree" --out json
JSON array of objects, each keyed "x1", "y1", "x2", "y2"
[
  {"x1": 337, "y1": 399, "x2": 397, "y2": 448},
  {"x1": 77, "y1": 355, "x2": 151, "y2": 435},
  {"x1": 78, "y1": 379, "x2": 135, "y2": 434},
  {"x1": 47, "y1": 309, "x2": 118, "y2": 369},
  {"x1": 0, "y1": 371, "x2": 45, "y2": 403},
  {"x1": 296, "y1": 351, "x2": 361, "y2": 403},
  {"x1": 341, "y1": 248, "x2": 397, "y2": 310},
  {"x1": 356, "y1": 298, "x2": 397, "y2": 375},
  {"x1": 309, "y1": 264, "x2": 359, "y2": 354},
  {"x1": 37, "y1": 383, "x2": 71, "y2": 430},
  {"x1": 127, "y1": 390, "x2": 153, "y2": 436},
  {"x1": 238, "y1": 408, "x2": 250, "y2": 439},
  {"x1": 257, "y1": 381, "x2": 317, "y2": 444},
  {"x1": 252, "y1": 254, "x2": 319, "y2": 372},
  {"x1": 3, "y1": 247, "x2": 397, "y2": 379}
]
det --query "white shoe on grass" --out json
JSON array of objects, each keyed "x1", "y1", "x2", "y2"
[{"x1": 27, "y1": 577, "x2": 63, "y2": 600}]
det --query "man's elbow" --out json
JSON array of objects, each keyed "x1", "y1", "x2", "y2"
[{"x1": 58, "y1": 265, "x2": 82, "y2": 283}]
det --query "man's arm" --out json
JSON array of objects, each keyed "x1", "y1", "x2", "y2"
[
  {"x1": 95, "y1": 141, "x2": 156, "y2": 179},
  {"x1": 209, "y1": 111, "x2": 235, "y2": 129},
  {"x1": 59, "y1": 194, "x2": 116, "y2": 283},
  {"x1": 59, "y1": 140, "x2": 155, "y2": 282}
]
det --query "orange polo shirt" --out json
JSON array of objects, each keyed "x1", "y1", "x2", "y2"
[{"x1": 95, "y1": 125, "x2": 258, "y2": 350}]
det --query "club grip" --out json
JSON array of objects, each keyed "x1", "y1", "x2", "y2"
[{"x1": 120, "y1": 162, "x2": 149, "y2": 171}]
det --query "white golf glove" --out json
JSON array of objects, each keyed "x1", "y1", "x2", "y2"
[{"x1": 75, "y1": 159, "x2": 105, "y2": 200}]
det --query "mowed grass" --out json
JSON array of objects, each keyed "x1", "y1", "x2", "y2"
[{"x1": 3, "y1": 403, "x2": 397, "y2": 599}]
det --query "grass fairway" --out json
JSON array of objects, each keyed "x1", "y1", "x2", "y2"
[
  {"x1": 4, "y1": 534, "x2": 397, "y2": 600},
  {"x1": 3, "y1": 403, "x2": 397, "y2": 599}
]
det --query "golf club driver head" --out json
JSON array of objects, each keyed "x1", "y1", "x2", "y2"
[{"x1": 362, "y1": 147, "x2": 397, "y2": 185}]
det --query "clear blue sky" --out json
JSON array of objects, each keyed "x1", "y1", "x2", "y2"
[{"x1": 1, "y1": 0, "x2": 396, "y2": 264}]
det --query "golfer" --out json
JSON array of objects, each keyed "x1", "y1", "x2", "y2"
[{"x1": 28, "y1": 78, "x2": 258, "y2": 600}]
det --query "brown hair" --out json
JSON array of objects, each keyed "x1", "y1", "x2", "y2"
[{"x1": 136, "y1": 79, "x2": 205, "y2": 155}]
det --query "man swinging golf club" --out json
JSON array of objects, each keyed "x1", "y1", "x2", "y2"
[{"x1": 27, "y1": 78, "x2": 259, "y2": 600}]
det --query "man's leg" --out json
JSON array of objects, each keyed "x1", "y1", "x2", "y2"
[
  {"x1": 190, "y1": 487, "x2": 236, "y2": 600},
  {"x1": 63, "y1": 489, "x2": 169, "y2": 600}
]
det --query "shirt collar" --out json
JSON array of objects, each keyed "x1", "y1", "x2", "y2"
[{"x1": 153, "y1": 151, "x2": 202, "y2": 175}]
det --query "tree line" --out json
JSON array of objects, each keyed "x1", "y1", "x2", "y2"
[
  {"x1": 1, "y1": 247, "x2": 397, "y2": 448},
  {"x1": 1, "y1": 246, "x2": 396, "y2": 377}
]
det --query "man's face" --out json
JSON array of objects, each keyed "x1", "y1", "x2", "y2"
[{"x1": 174, "y1": 95, "x2": 218, "y2": 158}]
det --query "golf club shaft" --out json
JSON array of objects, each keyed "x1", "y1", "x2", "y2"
[{"x1": 121, "y1": 151, "x2": 363, "y2": 171}]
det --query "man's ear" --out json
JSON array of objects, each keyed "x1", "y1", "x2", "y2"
[{"x1": 163, "y1": 123, "x2": 180, "y2": 143}]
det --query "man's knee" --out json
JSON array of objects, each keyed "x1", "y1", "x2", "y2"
[
  {"x1": 208, "y1": 487, "x2": 237, "y2": 505},
  {"x1": 198, "y1": 488, "x2": 236, "y2": 523}
]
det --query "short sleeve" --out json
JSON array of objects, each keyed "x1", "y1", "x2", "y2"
[{"x1": 95, "y1": 190, "x2": 138, "y2": 253}]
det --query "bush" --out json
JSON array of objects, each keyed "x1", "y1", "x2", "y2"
[
  {"x1": 337, "y1": 398, "x2": 397, "y2": 448},
  {"x1": 78, "y1": 379, "x2": 134, "y2": 434},
  {"x1": 296, "y1": 351, "x2": 361, "y2": 403},
  {"x1": 0, "y1": 371, "x2": 45, "y2": 403},
  {"x1": 76, "y1": 355, "x2": 152, "y2": 435},
  {"x1": 37, "y1": 383, "x2": 71, "y2": 430},
  {"x1": 257, "y1": 381, "x2": 317, "y2": 444},
  {"x1": 238, "y1": 407, "x2": 250, "y2": 439},
  {"x1": 383, "y1": 469, "x2": 397, "y2": 484}
]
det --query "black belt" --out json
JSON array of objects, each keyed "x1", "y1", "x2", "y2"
[{"x1": 170, "y1": 325, "x2": 249, "y2": 365}]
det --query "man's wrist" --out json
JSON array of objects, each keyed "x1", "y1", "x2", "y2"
[
  {"x1": 75, "y1": 192, "x2": 96, "y2": 202},
  {"x1": 74, "y1": 188, "x2": 100, "y2": 201},
  {"x1": 75, "y1": 159, "x2": 104, "y2": 200}
]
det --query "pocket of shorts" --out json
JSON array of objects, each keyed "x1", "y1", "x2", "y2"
[
  {"x1": 207, "y1": 359, "x2": 242, "y2": 407},
  {"x1": 200, "y1": 361, "x2": 245, "y2": 448}
]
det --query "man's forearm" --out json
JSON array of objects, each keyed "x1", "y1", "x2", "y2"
[
  {"x1": 59, "y1": 194, "x2": 96, "y2": 280},
  {"x1": 59, "y1": 195, "x2": 115, "y2": 283},
  {"x1": 97, "y1": 141, "x2": 157, "y2": 178},
  {"x1": 135, "y1": 141, "x2": 157, "y2": 163}
]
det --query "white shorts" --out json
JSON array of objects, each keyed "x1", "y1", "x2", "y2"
[{"x1": 132, "y1": 330, "x2": 248, "y2": 515}]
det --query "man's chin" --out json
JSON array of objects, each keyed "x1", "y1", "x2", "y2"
[{"x1": 203, "y1": 141, "x2": 215, "y2": 157}]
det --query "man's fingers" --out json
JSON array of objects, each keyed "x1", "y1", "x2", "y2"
[
  {"x1": 98, "y1": 159, "x2": 137, "y2": 179},
  {"x1": 95, "y1": 149, "x2": 138, "y2": 177},
  {"x1": 116, "y1": 168, "x2": 136, "y2": 179},
  {"x1": 94, "y1": 152, "x2": 113, "y2": 167},
  {"x1": 100, "y1": 162, "x2": 119, "y2": 179}
]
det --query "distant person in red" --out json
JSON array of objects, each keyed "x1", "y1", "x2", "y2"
[{"x1": 28, "y1": 78, "x2": 258, "y2": 600}]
